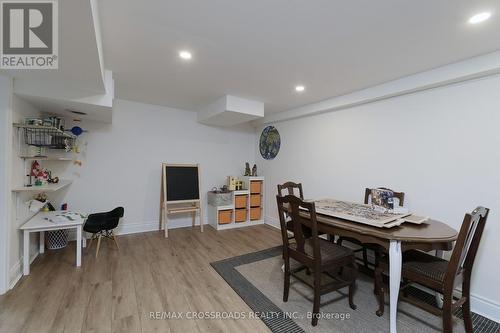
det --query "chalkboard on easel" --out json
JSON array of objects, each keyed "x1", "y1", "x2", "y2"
[
  {"x1": 165, "y1": 165, "x2": 200, "y2": 202},
  {"x1": 159, "y1": 163, "x2": 203, "y2": 238}
]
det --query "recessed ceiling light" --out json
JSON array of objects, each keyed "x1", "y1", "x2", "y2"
[
  {"x1": 295, "y1": 85, "x2": 305, "y2": 92},
  {"x1": 179, "y1": 50, "x2": 192, "y2": 60},
  {"x1": 468, "y1": 12, "x2": 492, "y2": 24}
]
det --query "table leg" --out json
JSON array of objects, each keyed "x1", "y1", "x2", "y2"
[
  {"x1": 39, "y1": 231, "x2": 45, "y2": 254},
  {"x1": 76, "y1": 226, "x2": 82, "y2": 267},
  {"x1": 435, "y1": 250, "x2": 444, "y2": 308},
  {"x1": 23, "y1": 231, "x2": 30, "y2": 275},
  {"x1": 82, "y1": 232, "x2": 87, "y2": 248},
  {"x1": 389, "y1": 240, "x2": 402, "y2": 333}
]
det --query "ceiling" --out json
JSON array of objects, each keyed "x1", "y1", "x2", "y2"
[{"x1": 99, "y1": 0, "x2": 500, "y2": 114}]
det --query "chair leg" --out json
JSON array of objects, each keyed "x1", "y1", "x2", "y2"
[
  {"x1": 349, "y1": 259, "x2": 358, "y2": 310},
  {"x1": 442, "y1": 294, "x2": 453, "y2": 333},
  {"x1": 312, "y1": 269, "x2": 321, "y2": 326},
  {"x1": 87, "y1": 233, "x2": 95, "y2": 250},
  {"x1": 375, "y1": 266, "x2": 385, "y2": 317},
  {"x1": 462, "y1": 277, "x2": 473, "y2": 333},
  {"x1": 95, "y1": 233, "x2": 102, "y2": 258},
  {"x1": 373, "y1": 250, "x2": 381, "y2": 294},
  {"x1": 362, "y1": 247, "x2": 370, "y2": 269},
  {"x1": 283, "y1": 258, "x2": 290, "y2": 302},
  {"x1": 111, "y1": 230, "x2": 119, "y2": 250}
]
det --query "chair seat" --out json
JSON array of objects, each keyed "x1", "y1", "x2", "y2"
[
  {"x1": 290, "y1": 238, "x2": 354, "y2": 264},
  {"x1": 402, "y1": 250, "x2": 449, "y2": 283}
]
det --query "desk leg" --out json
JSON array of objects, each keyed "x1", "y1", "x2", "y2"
[
  {"x1": 435, "y1": 250, "x2": 444, "y2": 308},
  {"x1": 389, "y1": 240, "x2": 402, "y2": 333},
  {"x1": 23, "y1": 231, "x2": 30, "y2": 275},
  {"x1": 76, "y1": 226, "x2": 82, "y2": 267},
  {"x1": 82, "y1": 232, "x2": 87, "y2": 248},
  {"x1": 39, "y1": 231, "x2": 45, "y2": 254}
]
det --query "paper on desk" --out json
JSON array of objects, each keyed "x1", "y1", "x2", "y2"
[{"x1": 44, "y1": 212, "x2": 86, "y2": 223}]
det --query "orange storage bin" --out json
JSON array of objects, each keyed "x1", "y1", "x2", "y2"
[
  {"x1": 250, "y1": 181, "x2": 262, "y2": 194},
  {"x1": 235, "y1": 209, "x2": 247, "y2": 222},
  {"x1": 218, "y1": 210, "x2": 232, "y2": 224},
  {"x1": 250, "y1": 194, "x2": 261, "y2": 207},
  {"x1": 250, "y1": 207, "x2": 261, "y2": 220},
  {"x1": 235, "y1": 195, "x2": 247, "y2": 209}
]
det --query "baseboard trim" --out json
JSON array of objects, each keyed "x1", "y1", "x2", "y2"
[
  {"x1": 9, "y1": 250, "x2": 39, "y2": 290},
  {"x1": 66, "y1": 219, "x2": 208, "y2": 240},
  {"x1": 264, "y1": 214, "x2": 500, "y2": 323}
]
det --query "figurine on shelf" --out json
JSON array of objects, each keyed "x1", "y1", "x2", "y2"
[
  {"x1": 31, "y1": 160, "x2": 48, "y2": 186},
  {"x1": 244, "y1": 162, "x2": 251, "y2": 176},
  {"x1": 252, "y1": 164, "x2": 257, "y2": 176}
]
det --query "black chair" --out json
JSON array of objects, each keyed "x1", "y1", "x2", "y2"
[{"x1": 84, "y1": 207, "x2": 124, "y2": 257}]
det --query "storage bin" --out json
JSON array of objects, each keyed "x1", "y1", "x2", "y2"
[
  {"x1": 234, "y1": 195, "x2": 247, "y2": 209},
  {"x1": 235, "y1": 209, "x2": 247, "y2": 222},
  {"x1": 250, "y1": 181, "x2": 262, "y2": 194},
  {"x1": 250, "y1": 207, "x2": 261, "y2": 220},
  {"x1": 208, "y1": 191, "x2": 233, "y2": 206},
  {"x1": 46, "y1": 230, "x2": 69, "y2": 250},
  {"x1": 250, "y1": 194, "x2": 261, "y2": 207},
  {"x1": 218, "y1": 210, "x2": 233, "y2": 224}
]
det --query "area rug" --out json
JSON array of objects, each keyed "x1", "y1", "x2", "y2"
[{"x1": 211, "y1": 246, "x2": 499, "y2": 333}]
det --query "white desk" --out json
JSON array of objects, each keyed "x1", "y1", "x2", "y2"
[{"x1": 20, "y1": 211, "x2": 87, "y2": 275}]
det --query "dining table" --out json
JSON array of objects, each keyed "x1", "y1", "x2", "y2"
[{"x1": 287, "y1": 200, "x2": 458, "y2": 333}]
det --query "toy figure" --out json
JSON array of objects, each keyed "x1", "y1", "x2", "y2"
[
  {"x1": 244, "y1": 162, "x2": 251, "y2": 176},
  {"x1": 252, "y1": 164, "x2": 257, "y2": 176}
]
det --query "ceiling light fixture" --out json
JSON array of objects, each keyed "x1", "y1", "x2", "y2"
[
  {"x1": 295, "y1": 85, "x2": 305, "y2": 92},
  {"x1": 468, "y1": 12, "x2": 492, "y2": 24},
  {"x1": 179, "y1": 50, "x2": 192, "y2": 60}
]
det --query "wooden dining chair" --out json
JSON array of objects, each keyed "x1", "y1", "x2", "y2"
[
  {"x1": 338, "y1": 187, "x2": 405, "y2": 269},
  {"x1": 276, "y1": 194, "x2": 358, "y2": 326},
  {"x1": 277, "y1": 181, "x2": 330, "y2": 241},
  {"x1": 277, "y1": 182, "x2": 306, "y2": 240},
  {"x1": 374, "y1": 206, "x2": 489, "y2": 333}
]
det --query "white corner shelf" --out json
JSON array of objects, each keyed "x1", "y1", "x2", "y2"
[
  {"x1": 19, "y1": 156, "x2": 73, "y2": 161},
  {"x1": 12, "y1": 179, "x2": 73, "y2": 193}
]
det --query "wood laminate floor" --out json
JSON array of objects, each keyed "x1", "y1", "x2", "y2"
[{"x1": 0, "y1": 225, "x2": 282, "y2": 333}]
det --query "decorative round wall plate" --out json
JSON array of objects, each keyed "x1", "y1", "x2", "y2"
[{"x1": 259, "y1": 126, "x2": 280, "y2": 160}]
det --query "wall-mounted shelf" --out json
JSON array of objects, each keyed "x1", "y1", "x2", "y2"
[
  {"x1": 13, "y1": 123, "x2": 76, "y2": 139},
  {"x1": 13, "y1": 123, "x2": 76, "y2": 149},
  {"x1": 19, "y1": 156, "x2": 73, "y2": 161},
  {"x1": 12, "y1": 179, "x2": 73, "y2": 193}
]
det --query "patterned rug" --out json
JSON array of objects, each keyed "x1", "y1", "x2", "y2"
[{"x1": 211, "y1": 246, "x2": 499, "y2": 333}]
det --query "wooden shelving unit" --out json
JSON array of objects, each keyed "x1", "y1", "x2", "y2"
[{"x1": 208, "y1": 177, "x2": 264, "y2": 230}]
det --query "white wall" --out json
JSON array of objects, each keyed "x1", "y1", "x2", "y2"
[
  {"x1": 8, "y1": 95, "x2": 43, "y2": 289},
  {"x1": 258, "y1": 74, "x2": 500, "y2": 321},
  {"x1": 60, "y1": 99, "x2": 255, "y2": 234},
  {"x1": 0, "y1": 76, "x2": 13, "y2": 294}
]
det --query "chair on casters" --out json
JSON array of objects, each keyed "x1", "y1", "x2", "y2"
[
  {"x1": 374, "y1": 206, "x2": 489, "y2": 333},
  {"x1": 84, "y1": 207, "x2": 124, "y2": 258},
  {"x1": 276, "y1": 194, "x2": 358, "y2": 326}
]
